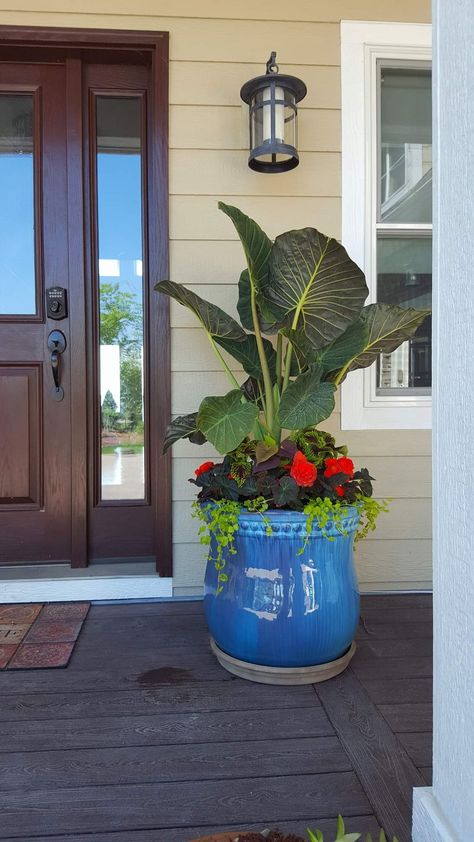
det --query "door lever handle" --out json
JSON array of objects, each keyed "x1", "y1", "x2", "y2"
[
  {"x1": 47, "y1": 330, "x2": 67, "y2": 401},
  {"x1": 51, "y1": 349, "x2": 60, "y2": 389}
]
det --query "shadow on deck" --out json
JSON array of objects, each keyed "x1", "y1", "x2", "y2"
[{"x1": 0, "y1": 594, "x2": 432, "y2": 842}]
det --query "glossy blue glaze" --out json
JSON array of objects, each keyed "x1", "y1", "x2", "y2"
[{"x1": 204, "y1": 508, "x2": 360, "y2": 667}]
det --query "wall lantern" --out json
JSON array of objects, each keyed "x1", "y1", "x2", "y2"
[{"x1": 240, "y1": 52, "x2": 307, "y2": 173}]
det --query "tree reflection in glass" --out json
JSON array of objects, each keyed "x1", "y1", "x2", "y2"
[{"x1": 96, "y1": 97, "x2": 145, "y2": 500}]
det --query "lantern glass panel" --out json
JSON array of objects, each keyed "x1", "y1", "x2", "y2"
[{"x1": 250, "y1": 87, "x2": 297, "y2": 165}]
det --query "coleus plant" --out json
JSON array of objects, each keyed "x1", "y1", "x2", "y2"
[{"x1": 155, "y1": 202, "x2": 429, "y2": 461}]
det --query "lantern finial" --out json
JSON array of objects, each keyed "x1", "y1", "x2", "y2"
[{"x1": 266, "y1": 52, "x2": 279, "y2": 74}]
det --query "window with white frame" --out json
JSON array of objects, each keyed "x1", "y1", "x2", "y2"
[{"x1": 341, "y1": 22, "x2": 432, "y2": 429}]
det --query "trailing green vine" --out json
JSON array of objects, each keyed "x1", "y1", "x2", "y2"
[{"x1": 193, "y1": 495, "x2": 388, "y2": 592}]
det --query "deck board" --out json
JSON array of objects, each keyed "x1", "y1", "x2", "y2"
[{"x1": 0, "y1": 595, "x2": 432, "y2": 841}]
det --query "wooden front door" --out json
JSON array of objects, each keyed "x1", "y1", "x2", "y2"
[{"x1": 0, "y1": 30, "x2": 171, "y2": 573}]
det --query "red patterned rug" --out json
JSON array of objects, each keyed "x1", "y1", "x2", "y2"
[{"x1": 0, "y1": 602, "x2": 90, "y2": 669}]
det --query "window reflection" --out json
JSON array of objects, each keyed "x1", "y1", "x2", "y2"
[
  {"x1": 377, "y1": 237, "x2": 432, "y2": 390},
  {"x1": 0, "y1": 95, "x2": 36, "y2": 315},
  {"x1": 380, "y1": 67, "x2": 432, "y2": 224},
  {"x1": 96, "y1": 97, "x2": 145, "y2": 500}
]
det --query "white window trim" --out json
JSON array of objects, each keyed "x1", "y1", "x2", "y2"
[{"x1": 341, "y1": 21, "x2": 432, "y2": 430}]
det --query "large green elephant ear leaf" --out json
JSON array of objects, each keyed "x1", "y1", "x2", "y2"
[
  {"x1": 219, "y1": 203, "x2": 281, "y2": 334},
  {"x1": 333, "y1": 303, "x2": 431, "y2": 382},
  {"x1": 155, "y1": 280, "x2": 246, "y2": 342},
  {"x1": 267, "y1": 228, "x2": 369, "y2": 348},
  {"x1": 218, "y1": 203, "x2": 272, "y2": 290},
  {"x1": 163, "y1": 413, "x2": 206, "y2": 453},
  {"x1": 197, "y1": 390, "x2": 259, "y2": 454},
  {"x1": 279, "y1": 365, "x2": 336, "y2": 430}
]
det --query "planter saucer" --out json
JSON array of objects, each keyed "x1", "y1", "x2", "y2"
[{"x1": 210, "y1": 638, "x2": 356, "y2": 685}]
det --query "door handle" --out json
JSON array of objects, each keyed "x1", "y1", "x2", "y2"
[{"x1": 47, "y1": 329, "x2": 67, "y2": 401}]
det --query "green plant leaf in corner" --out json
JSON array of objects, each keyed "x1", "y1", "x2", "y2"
[
  {"x1": 163, "y1": 413, "x2": 206, "y2": 452},
  {"x1": 196, "y1": 390, "x2": 258, "y2": 454},
  {"x1": 306, "y1": 828, "x2": 323, "y2": 842},
  {"x1": 279, "y1": 365, "x2": 336, "y2": 430}
]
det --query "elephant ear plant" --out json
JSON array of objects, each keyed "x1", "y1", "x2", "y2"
[{"x1": 155, "y1": 203, "x2": 429, "y2": 589}]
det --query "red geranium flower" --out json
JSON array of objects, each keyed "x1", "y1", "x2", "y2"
[
  {"x1": 324, "y1": 456, "x2": 354, "y2": 479},
  {"x1": 194, "y1": 461, "x2": 215, "y2": 477},
  {"x1": 290, "y1": 451, "x2": 317, "y2": 487},
  {"x1": 335, "y1": 485, "x2": 345, "y2": 497}
]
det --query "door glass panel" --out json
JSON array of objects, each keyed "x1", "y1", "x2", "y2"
[
  {"x1": 0, "y1": 95, "x2": 36, "y2": 315},
  {"x1": 377, "y1": 236, "x2": 432, "y2": 392},
  {"x1": 379, "y1": 67, "x2": 432, "y2": 223},
  {"x1": 96, "y1": 96, "x2": 145, "y2": 501}
]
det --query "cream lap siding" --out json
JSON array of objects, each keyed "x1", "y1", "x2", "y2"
[{"x1": 0, "y1": 0, "x2": 432, "y2": 593}]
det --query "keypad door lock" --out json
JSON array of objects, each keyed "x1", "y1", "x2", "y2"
[{"x1": 46, "y1": 286, "x2": 68, "y2": 320}]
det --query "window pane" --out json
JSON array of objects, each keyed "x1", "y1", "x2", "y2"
[
  {"x1": 0, "y1": 95, "x2": 36, "y2": 315},
  {"x1": 96, "y1": 97, "x2": 145, "y2": 501},
  {"x1": 379, "y1": 67, "x2": 432, "y2": 223},
  {"x1": 377, "y1": 236, "x2": 432, "y2": 391}
]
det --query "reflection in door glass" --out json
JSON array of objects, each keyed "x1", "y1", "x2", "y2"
[
  {"x1": 0, "y1": 95, "x2": 36, "y2": 315},
  {"x1": 96, "y1": 97, "x2": 145, "y2": 500}
]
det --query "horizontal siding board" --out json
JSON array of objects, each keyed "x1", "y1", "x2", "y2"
[
  {"x1": 170, "y1": 149, "x2": 341, "y2": 197},
  {"x1": 0, "y1": 0, "x2": 431, "y2": 23},
  {"x1": 170, "y1": 195, "x2": 341, "y2": 240},
  {"x1": 170, "y1": 63, "x2": 341, "y2": 109},
  {"x1": 170, "y1": 105, "x2": 341, "y2": 153}
]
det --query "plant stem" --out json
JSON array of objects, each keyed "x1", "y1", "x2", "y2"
[
  {"x1": 250, "y1": 284, "x2": 274, "y2": 430},
  {"x1": 208, "y1": 336, "x2": 242, "y2": 391},
  {"x1": 276, "y1": 333, "x2": 283, "y2": 390},
  {"x1": 282, "y1": 345, "x2": 293, "y2": 393}
]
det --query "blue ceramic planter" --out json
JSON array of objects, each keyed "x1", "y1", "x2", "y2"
[{"x1": 204, "y1": 508, "x2": 360, "y2": 668}]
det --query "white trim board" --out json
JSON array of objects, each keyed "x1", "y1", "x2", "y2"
[
  {"x1": 340, "y1": 20, "x2": 432, "y2": 430},
  {"x1": 0, "y1": 576, "x2": 173, "y2": 603},
  {"x1": 412, "y1": 788, "x2": 458, "y2": 842}
]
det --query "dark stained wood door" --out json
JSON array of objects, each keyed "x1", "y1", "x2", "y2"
[
  {"x1": 0, "y1": 63, "x2": 72, "y2": 565},
  {"x1": 0, "y1": 30, "x2": 171, "y2": 572}
]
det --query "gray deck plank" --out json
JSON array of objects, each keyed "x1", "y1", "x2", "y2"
[
  {"x1": 315, "y1": 668, "x2": 425, "y2": 842},
  {"x1": 352, "y1": 655, "x2": 432, "y2": 680},
  {"x1": 397, "y1": 732, "x2": 433, "y2": 766},
  {"x1": 0, "y1": 773, "x2": 371, "y2": 837},
  {"x1": 0, "y1": 736, "x2": 349, "y2": 790},
  {"x1": 356, "y1": 638, "x2": 432, "y2": 659},
  {"x1": 0, "y1": 814, "x2": 382, "y2": 842},
  {"x1": 359, "y1": 677, "x2": 432, "y2": 704},
  {"x1": 378, "y1": 703, "x2": 433, "y2": 733},
  {"x1": 0, "y1": 705, "x2": 331, "y2": 753},
  {"x1": 0, "y1": 681, "x2": 319, "y2": 721},
  {"x1": 0, "y1": 593, "x2": 433, "y2": 840}
]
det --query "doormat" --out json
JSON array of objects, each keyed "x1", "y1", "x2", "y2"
[{"x1": 0, "y1": 602, "x2": 90, "y2": 669}]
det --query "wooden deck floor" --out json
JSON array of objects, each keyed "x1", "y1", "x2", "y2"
[{"x1": 0, "y1": 594, "x2": 432, "y2": 842}]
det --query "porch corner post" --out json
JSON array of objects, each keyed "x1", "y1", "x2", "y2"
[{"x1": 412, "y1": 0, "x2": 474, "y2": 839}]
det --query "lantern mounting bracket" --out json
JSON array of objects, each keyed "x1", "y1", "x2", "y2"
[{"x1": 266, "y1": 52, "x2": 279, "y2": 74}]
